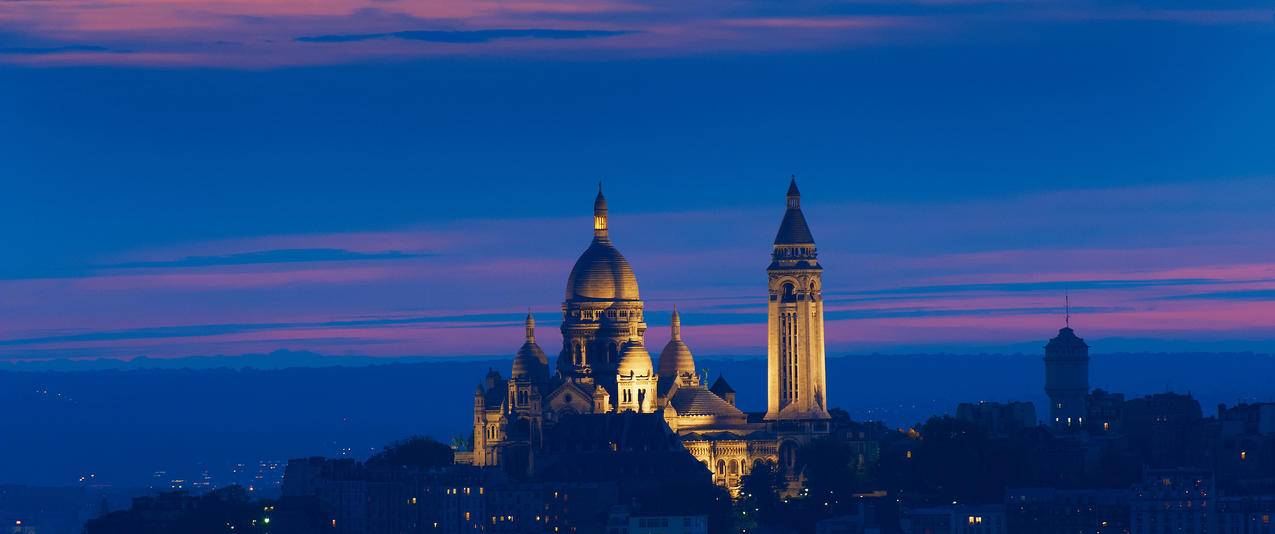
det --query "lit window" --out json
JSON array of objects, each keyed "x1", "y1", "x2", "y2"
[{"x1": 1241, "y1": 451, "x2": 1248, "y2": 461}]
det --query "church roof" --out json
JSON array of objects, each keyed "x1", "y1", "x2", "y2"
[
  {"x1": 669, "y1": 386, "x2": 744, "y2": 417},
  {"x1": 775, "y1": 208, "x2": 814, "y2": 245},
  {"x1": 709, "y1": 376, "x2": 735, "y2": 396},
  {"x1": 680, "y1": 429, "x2": 775, "y2": 441}
]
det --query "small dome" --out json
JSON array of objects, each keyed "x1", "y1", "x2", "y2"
[
  {"x1": 617, "y1": 341, "x2": 653, "y2": 375},
  {"x1": 657, "y1": 308, "x2": 696, "y2": 381},
  {"x1": 511, "y1": 312, "x2": 548, "y2": 380},
  {"x1": 512, "y1": 342, "x2": 548, "y2": 380},
  {"x1": 565, "y1": 239, "x2": 640, "y2": 301}
]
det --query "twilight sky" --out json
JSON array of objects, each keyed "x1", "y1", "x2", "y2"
[{"x1": 1, "y1": 0, "x2": 1273, "y2": 362}]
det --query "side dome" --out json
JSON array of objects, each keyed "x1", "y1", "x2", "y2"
[
  {"x1": 564, "y1": 240, "x2": 641, "y2": 301},
  {"x1": 511, "y1": 312, "x2": 549, "y2": 381},
  {"x1": 657, "y1": 307, "x2": 696, "y2": 381},
  {"x1": 617, "y1": 340, "x2": 653, "y2": 376}
]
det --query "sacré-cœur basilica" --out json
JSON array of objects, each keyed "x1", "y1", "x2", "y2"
[{"x1": 464, "y1": 179, "x2": 832, "y2": 492}]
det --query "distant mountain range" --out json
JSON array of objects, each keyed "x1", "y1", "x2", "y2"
[{"x1": 2, "y1": 351, "x2": 1272, "y2": 488}]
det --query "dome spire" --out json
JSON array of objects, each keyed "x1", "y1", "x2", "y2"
[
  {"x1": 525, "y1": 309, "x2": 536, "y2": 342},
  {"x1": 593, "y1": 182, "x2": 608, "y2": 240},
  {"x1": 671, "y1": 305, "x2": 682, "y2": 340},
  {"x1": 787, "y1": 175, "x2": 801, "y2": 208}
]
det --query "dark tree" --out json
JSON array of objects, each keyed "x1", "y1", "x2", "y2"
[
  {"x1": 366, "y1": 435, "x2": 454, "y2": 470},
  {"x1": 737, "y1": 460, "x2": 789, "y2": 529}
]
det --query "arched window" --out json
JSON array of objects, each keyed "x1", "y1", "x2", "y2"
[
  {"x1": 729, "y1": 459, "x2": 739, "y2": 475},
  {"x1": 781, "y1": 282, "x2": 796, "y2": 303},
  {"x1": 780, "y1": 441, "x2": 798, "y2": 472},
  {"x1": 716, "y1": 460, "x2": 726, "y2": 475}
]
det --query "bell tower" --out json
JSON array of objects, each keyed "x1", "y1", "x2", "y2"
[{"x1": 765, "y1": 178, "x2": 830, "y2": 421}]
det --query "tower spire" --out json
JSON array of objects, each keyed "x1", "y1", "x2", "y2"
[
  {"x1": 671, "y1": 305, "x2": 681, "y2": 340},
  {"x1": 786, "y1": 175, "x2": 801, "y2": 208},
  {"x1": 593, "y1": 183, "x2": 608, "y2": 240},
  {"x1": 1065, "y1": 291, "x2": 1071, "y2": 328}
]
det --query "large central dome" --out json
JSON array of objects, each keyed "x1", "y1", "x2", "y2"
[
  {"x1": 565, "y1": 186, "x2": 640, "y2": 301},
  {"x1": 565, "y1": 239, "x2": 640, "y2": 301}
]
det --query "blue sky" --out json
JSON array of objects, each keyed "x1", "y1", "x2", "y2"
[{"x1": 1, "y1": 1, "x2": 1273, "y2": 361}]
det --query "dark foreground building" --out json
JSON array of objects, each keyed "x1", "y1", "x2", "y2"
[{"x1": 263, "y1": 414, "x2": 727, "y2": 534}]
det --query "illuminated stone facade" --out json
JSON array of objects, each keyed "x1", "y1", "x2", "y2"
[
  {"x1": 472, "y1": 180, "x2": 832, "y2": 492},
  {"x1": 765, "y1": 179, "x2": 831, "y2": 422}
]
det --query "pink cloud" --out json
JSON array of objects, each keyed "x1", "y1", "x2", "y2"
[
  {"x1": 5, "y1": 0, "x2": 1267, "y2": 66},
  {"x1": 1, "y1": 177, "x2": 1272, "y2": 360}
]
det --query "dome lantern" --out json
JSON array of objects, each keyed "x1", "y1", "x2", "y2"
[{"x1": 593, "y1": 182, "x2": 608, "y2": 240}]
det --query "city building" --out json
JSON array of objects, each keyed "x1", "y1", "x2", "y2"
[
  {"x1": 1044, "y1": 319, "x2": 1089, "y2": 430},
  {"x1": 471, "y1": 180, "x2": 832, "y2": 491},
  {"x1": 902, "y1": 504, "x2": 1007, "y2": 534},
  {"x1": 1216, "y1": 494, "x2": 1275, "y2": 534},
  {"x1": 1122, "y1": 392, "x2": 1206, "y2": 468},
  {"x1": 955, "y1": 401, "x2": 1037, "y2": 436},
  {"x1": 1130, "y1": 468, "x2": 1215, "y2": 534},
  {"x1": 1086, "y1": 389, "x2": 1125, "y2": 434},
  {"x1": 607, "y1": 508, "x2": 709, "y2": 534},
  {"x1": 1005, "y1": 487, "x2": 1130, "y2": 533}
]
